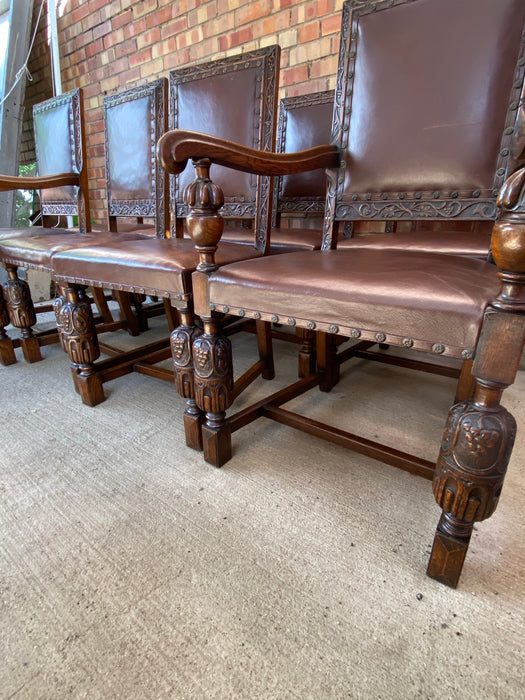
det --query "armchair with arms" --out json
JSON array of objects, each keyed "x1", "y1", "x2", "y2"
[{"x1": 158, "y1": 0, "x2": 525, "y2": 587}]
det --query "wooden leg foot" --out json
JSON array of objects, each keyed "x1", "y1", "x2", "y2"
[
  {"x1": 20, "y1": 334, "x2": 42, "y2": 363},
  {"x1": 76, "y1": 369, "x2": 105, "y2": 406},
  {"x1": 184, "y1": 399, "x2": 204, "y2": 451},
  {"x1": 56, "y1": 285, "x2": 102, "y2": 404},
  {"x1": 426, "y1": 513, "x2": 472, "y2": 588},
  {"x1": 0, "y1": 335, "x2": 16, "y2": 365},
  {"x1": 202, "y1": 416, "x2": 232, "y2": 467}
]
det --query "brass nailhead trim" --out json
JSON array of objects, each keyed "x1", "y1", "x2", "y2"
[
  {"x1": 223, "y1": 305, "x2": 229, "y2": 313},
  {"x1": 271, "y1": 315, "x2": 279, "y2": 323},
  {"x1": 238, "y1": 309, "x2": 245, "y2": 317},
  {"x1": 329, "y1": 324, "x2": 339, "y2": 334},
  {"x1": 432, "y1": 343, "x2": 445, "y2": 354},
  {"x1": 461, "y1": 349, "x2": 474, "y2": 360},
  {"x1": 307, "y1": 321, "x2": 316, "y2": 330},
  {"x1": 376, "y1": 332, "x2": 386, "y2": 342},
  {"x1": 287, "y1": 318, "x2": 296, "y2": 326},
  {"x1": 351, "y1": 328, "x2": 361, "y2": 338},
  {"x1": 402, "y1": 338, "x2": 414, "y2": 348},
  {"x1": 253, "y1": 311, "x2": 261, "y2": 319}
]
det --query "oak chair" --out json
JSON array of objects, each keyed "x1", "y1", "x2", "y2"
[
  {"x1": 50, "y1": 46, "x2": 289, "y2": 414},
  {"x1": 159, "y1": 0, "x2": 525, "y2": 587},
  {"x1": 0, "y1": 88, "x2": 92, "y2": 364},
  {"x1": 0, "y1": 82, "x2": 169, "y2": 364}
]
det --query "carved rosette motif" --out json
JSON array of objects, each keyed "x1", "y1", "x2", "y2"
[
  {"x1": 192, "y1": 333, "x2": 233, "y2": 414},
  {"x1": 55, "y1": 296, "x2": 100, "y2": 365},
  {"x1": 171, "y1": 324, "x2": 203, "y2": 399},
  {"x1": 3, "y1": 278, "x2": 37, "y2": 328},
  {"x1": 433, "y1": 400, "x2": 517, "y2": 523}
]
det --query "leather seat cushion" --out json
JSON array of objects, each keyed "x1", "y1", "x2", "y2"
[
  {"x1": 221, "y1": 226, "x2": 323, "y2": 252},
  {"x1": 337, "y1": 231, "x2": 491, "y2": 258},
  {"x1": 0, "y1": 227, "x2": 75, "y2": 242},
  {"x1": 0, "y1": 230, "x2": 151, "y2": 271},
  {"x1": 207, "y1": 249, "x2": 500, "y2": 357},
  {"x1": 52, "y1": 237, "x2": 264, "y2": 300}
]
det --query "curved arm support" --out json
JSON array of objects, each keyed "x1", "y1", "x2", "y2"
[
  {"x1": 491, "y1": 166, "x2": 525, "y2": 310},
  {"x1": 0, "y1": 172, "x2": 79, "y2": 193},
  {"x1": 157, "y1": 129, "x2": 340, "y2": 176}
]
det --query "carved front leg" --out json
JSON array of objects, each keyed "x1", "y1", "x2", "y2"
[
  {"x1": 428, "y1": 169, "x2": 525, "y2": 587},
  {"x1": 171, "y1": 306, "x2": 204, "y2": 451},
  {"x1": 3, "y1": 265, "x2": 41, "y2": 362},
  {"x1": 192, "y1": 318, "x2": 234, "y2": 467},
  {"x1": 0, "y1": 284, "x2": 16, "y2": 365},
  {"x1": 55, "y1": 284, "x2": 104, "y2": 406},
  {"x1": 427, "y1": 393, "x2": 516, "y2": 588}
]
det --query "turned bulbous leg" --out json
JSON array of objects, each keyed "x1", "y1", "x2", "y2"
[
  {"x1": 3, "y1": 265, "x2": 41, "y2": 363},
  {"x1": 427, "y1": 396, "x2": 516, "y2": 588},
  {"x1": 192, "y1": 320, "x2": 234, "y2": 467},
  {"x1": 171, "y1": 310, "x2": 204, "y2": 451},
  {"x1": 0, "y1": 285, "x2": 16, "y2": 365},
  {"x1": 55, "y1": 284, "x2": 104, "y2": 406}
]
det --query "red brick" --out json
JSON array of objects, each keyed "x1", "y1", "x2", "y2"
[
  {"x1": 129, "y1": 47, "x2": 152, "y2": 68},
  {"x1": 235, "y1": 1, "x2": 272, "y2": 26},
  {"x1": 281, "y1": 65, "x2": 309, "y2": 87},
  {"x1": 161, "y1": 17, "x2": 188, "y2": 39},
  {"x1": 111, "y1": 9, "x2": 133, "y2": 31},
  {"x1": 299, "y1": 22, "x2": 320, "y2": 43},
  {"x1": 321, "y1": 14, "x2": 341, "y2": 35}
]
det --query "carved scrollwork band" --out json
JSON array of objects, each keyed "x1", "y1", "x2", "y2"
[{"x1": 335, "y1": 199, "x2": 497, "y2": 221}]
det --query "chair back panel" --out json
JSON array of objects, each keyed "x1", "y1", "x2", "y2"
[
  {"x1": 326, "y1": 0, "x2": 525, "y2": 236},
  {"x1": 276, "y1": 91, "x2": 334, "y2": 213},
  {"x1": 34, "y1": 89, "x2": 82, "y2": 214},
  {"x1": 104, "y1": 79, "x2": 168, "y2": 237},
  {"x1": 169, "y1": 46, "x2": 280, "y2": 250}
]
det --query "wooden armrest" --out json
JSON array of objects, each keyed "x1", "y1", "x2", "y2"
[
  {"x1": 0, "y1": 172, "x2": 80, "y2": 193},
  {"x1": 498, "y1": 167, "x2": 525, "y2": 213},
  {"x1": 157, "y1": 129, "x2": 340, "y2": 176}
]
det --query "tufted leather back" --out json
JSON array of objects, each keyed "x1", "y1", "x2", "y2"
[
  {"x1": 169, "y1": 46, "x2": 280, "y2": 251},
  {"x1": 324, "y1": 0, "x2": 525, "y2": 245},
  {"x1": 104, "y1": 79, "x2": 169, "y2": 237}
]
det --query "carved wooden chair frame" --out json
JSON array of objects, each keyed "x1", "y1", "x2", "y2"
[
  {"x1": 104, "y1": 78, "x2": 169, "y2": 239},
  {"x1": 168, "y1": 46, "x2": 279, "y2": 252},
  {"x1": 49, "y1": 47, "x2": 282, "y2": 410},
  {"x1": 0, "y1": 88, "x2": 91, "y2": 364},
  {"x1": 157, "y1": 0, "x2": 525, "y2": 588}
]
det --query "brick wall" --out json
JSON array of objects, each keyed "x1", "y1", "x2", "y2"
[{"x1": 21, "y1": 0, "x2": 344, "y2": 224}]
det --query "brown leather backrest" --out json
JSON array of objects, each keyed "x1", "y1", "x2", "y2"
[
  {"x1": 104, "y1": 79, "x2": 169, "y2": 237},
  {"x1": 323, "y1": 0, "x2": 525, "y2": 246},
  {"x1": 275, "y1": 91, "x2": 334, "y2": 216},
  {"x1": 34, "y1": 88, "x2": 89, "y2": 229},
  {"x1": 169, "y1": 46, "x2": 280, "y2": 251}
]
